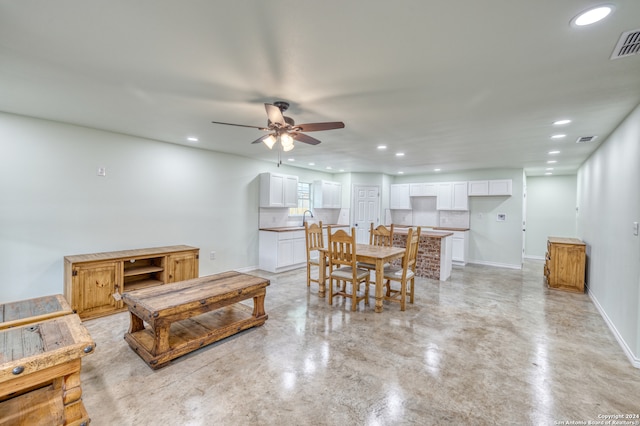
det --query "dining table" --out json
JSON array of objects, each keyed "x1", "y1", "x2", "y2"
[{"x1": 317, "y1": 244, "x2": 406, "y2": 313}]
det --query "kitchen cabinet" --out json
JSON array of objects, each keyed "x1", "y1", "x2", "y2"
[
  {"x1": 468, "y1": 179, "x2": 512, "y2": 196},
  {"x1": 544, "y1": 237, "x2": 586, "y2": 293},
  {"x1": 64, "y1": 245, "x2": 199, "y2": 320},
  {"x1": 259, "y1": 172, "x2": 299, "y2": 208},
  {"x1": 436, "y1": 182, "x2": 468, "y2": 210},
  {"x1": 451, "y1": 230, "x2": 469, "y2": 265},
  {"x1": 259, "y1": 230, "x2": 307, "y2": 272},
  {"x1": 409, "y1": 182, "x2": 437, "y2": 197},
  {"x1": 313, "y1": 180, "x2": 342, "y2": 208},
  {"x1": 390, "y1": 184, "x2": 411, "y2": 209}
]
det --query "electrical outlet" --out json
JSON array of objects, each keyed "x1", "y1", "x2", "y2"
[
  {"x1": 634, "y1": 222, "x2": 639, "y2": 236},
  {"x1": 210, "y1": 251, "x2": 216, "y2": 260},
  {"x1": 97, "y1": 167, "x2": 106, "y2": 176}
]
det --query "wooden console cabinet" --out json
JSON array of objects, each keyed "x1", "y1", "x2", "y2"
[
  {"x1": 64, "y1": 245, "x2": 199, "y2": 320},
  {"x1": 544, "y1": 237, "x2": 586, "y2": 293}
]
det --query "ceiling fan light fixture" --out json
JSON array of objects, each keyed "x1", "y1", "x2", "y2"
[
  {"x1": 263, "y1": 134, "x2": 277, "y2": 149},
  {"x1": 280, "y1": 133, "x2": 294, "y2": 151}
]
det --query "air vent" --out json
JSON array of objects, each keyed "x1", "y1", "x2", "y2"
[
  {"x1": 611, "y1": 29, "x2": 640, "y2": 59},
  {"x1": 576, "y1": 136, "x2": 597, "y2": 143}
]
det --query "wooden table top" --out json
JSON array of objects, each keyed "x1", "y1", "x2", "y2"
[
  {"x1": 0, "y1": 314, "x2": 95, "y2": 383},
  {"x1": 122, "y1": 271, "x2": 270, "y2": 318},
  {"x1": 0, "y1": 294, "x2": 72, "y2": 330}
]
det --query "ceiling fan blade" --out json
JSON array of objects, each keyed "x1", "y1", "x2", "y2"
[
  {"x1": 291, "y1": 132, "x2": 321, "y2": 145},
  {"x1": 211, "y1": 120, "x2": 268, "y2": 130},
  {"x1": 265, "y1": 103, "x2": 285, "y2": 127},
  {"x1": 295, "y1": 122, "x2": 345, "y2": 132},
  {"x1": 251, "y1": 134, "x2": 275, "y2": 144}
]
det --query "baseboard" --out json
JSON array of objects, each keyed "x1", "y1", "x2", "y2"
[
  {"x1": 235, "y1": 265, "x2": 258, "y2": 273},
  {"x1": 588, "y1": 289, "x2": 640, "y2": 369},
  {"x1": 466, "y1": 260, "x2": 522, "y2": 270},
  {"x1": 525, "y1": 255, "x2": 545, "y2": 260}
]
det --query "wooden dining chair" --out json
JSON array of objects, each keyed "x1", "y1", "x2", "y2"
[
  {"x1": 358, "y1": 223, "x2": 394, "y2": 284},
  {"x1": 327, "y1": 226, "x2": 370, "y2": 311},
  {"x1": 304, "y1": 221, "x2": 324, "y2": 288},
  {"x1": 383, "y1": 226, "x2": 421, "y2": 311}
]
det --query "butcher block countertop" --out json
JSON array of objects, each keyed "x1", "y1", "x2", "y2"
[{"x1": 260, "y1": 224, "x2": 349, "y2": 232}]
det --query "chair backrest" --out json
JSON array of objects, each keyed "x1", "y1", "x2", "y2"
[
  {"x1": 305, "y1": 221, "x2": 324, "y2": 260},
  {"x1": 369, "y1": 223, "x2": 395, "y2": 247},
  {"x1": 403, "y1": 226, "x2": 421, "y2": 273},
  {"x1": 327, "y1": 226, "x2": 357, "y2": 269}
]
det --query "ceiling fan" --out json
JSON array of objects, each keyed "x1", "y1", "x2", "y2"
[{"x1": 211, "y1": 101, "x2": 345, "y2": 152}]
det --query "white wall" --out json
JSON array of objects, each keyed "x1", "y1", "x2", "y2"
[
  {"x1": 525, "y1": 175, "x2": 578, "y2": 258},
  {"x1": 0, "y1": 112, "x2": 331, "y2": 303},
  {"x1": 395, "y1": 169, "x2": 524, "y2": 268},
  {"x1": 577, "y1": 103, "x2": 640, "y2": 366}
]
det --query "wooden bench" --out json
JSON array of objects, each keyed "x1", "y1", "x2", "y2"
[
  {"x1": 122, "y1": 271, "x2": 269, "y2": 369},
  {"x1": 0, "y1": 314, "x2": 95, "y2": 426},
  {"x1": 1, "y1": 295, "x2": 73, "y2": 330}
]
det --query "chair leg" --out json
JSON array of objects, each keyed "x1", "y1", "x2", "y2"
[
  {"x1": 400, "y1": 279, "x2": 407, "y2": 311},
  {"x1": 409, "y1": 277, "x2": 415, "y2": 304},
  {"x1": 364, "y1": 278, "x2": 370, "y2": 306},
  {"x1": 307, "y1": 264, "x2": 311, "y2": 287},
  {"x1": 328, "y1": 278, "x2": 334, "y2": 306}
]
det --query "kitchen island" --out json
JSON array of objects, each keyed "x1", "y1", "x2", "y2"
[{"x1": 393, "y1": 227, "x2": 453, "y2": 281}]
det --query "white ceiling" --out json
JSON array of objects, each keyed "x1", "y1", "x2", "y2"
[{"x1": 1, "y1": 1, "x2": 639, "y2": 176}]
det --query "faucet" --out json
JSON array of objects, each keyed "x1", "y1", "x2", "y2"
[{"x1": 302, "y1": 210, "x2": 314, "y2": 226}]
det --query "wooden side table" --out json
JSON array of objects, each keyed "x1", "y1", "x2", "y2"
[
  {"x1": 0, "y1": 314, "x2": 95, "y2": 425},
  {"x1": 1, "y1": 294, "x2": 73, "y2": 330}
]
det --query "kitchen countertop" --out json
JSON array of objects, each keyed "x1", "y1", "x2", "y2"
[
  {"x1": 394, "y1": 227, "x2": 453, "y2": 238},
  {"x1": 259, "y1": 224, "x2": 349, "y2": 232},
  {"x1": 433, "y1": 227, "x2": 470, "y2": 231}
]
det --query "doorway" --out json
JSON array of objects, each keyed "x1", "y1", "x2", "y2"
[{"x1": 353, "y1": 185, "x2": 380, "y2": 244}]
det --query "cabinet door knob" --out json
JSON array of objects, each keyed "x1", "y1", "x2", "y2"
[{"x1": 12, "y1": 366, "x2": 24, "y2": 375}]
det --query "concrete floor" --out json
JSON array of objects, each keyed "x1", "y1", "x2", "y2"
[{"x1": 80, "y1": 260, "x2": 640, "y2": 425}]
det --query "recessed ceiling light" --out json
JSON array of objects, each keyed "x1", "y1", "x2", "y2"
[
  {"x1": 339, "y1": 169, "x2": 345, "y2": 172},
  {"x1": 187, "y1": 137, "x2": 198, "y2": 142},
  {"x1": 551, "y1": 134, "x2": 566, "y2": 139},
  {"x1": 545, "y1": 172, "x2": 553, "y2": 176},
  {"x1": 395, "y1": 152, "x2": 405, "y2": 157},
  {"x1": 547, "y1": 160, "x2": 557, "y2": 164},
  {"x1": 546, "y1": 167, "x2": 554, "y2": 171},
  {"x1": 308, "y1": 162, "x2": 315, "y2": 166},
  {"x1": 434, "y1": 168, "x2": 441, "y2": 172},
  {"x1": 326, "y1": 166, "x2": 332, "y2": 170},
  {"x1": 548, "y1": 150, "x2": 561, "y2": 155},
  {"x1": 377, "y1": 145, "x2": 387, "y2": 150},
  {"x1": 287, "y1": 158, "x2": 295, "y2": 162},
  {"x1": 398, "y1": 171, "x2": 404, "y2": 174},
  {"x1": 553, "y1": 119, "x2": 571, "y2": 125},
  {"x1": 571, "y1": 5, "x2": 614, "y2": 27}
]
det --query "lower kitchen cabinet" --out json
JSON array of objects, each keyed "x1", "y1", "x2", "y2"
[
  {"x1": 64, "y1": 245, "x2": 199, "y2": 320},
  {"x1": 451, "y1": 230, "x2": 469, "y2": 266},
  {"x1": 259, "y1": 230, "x2": 307, "y2": 273},
  {"x1": 544, "y1": 237, "x2": 586, "y2": 293}
]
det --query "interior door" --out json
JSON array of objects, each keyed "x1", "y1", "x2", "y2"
[{"x1": 353, "y1": 185, "x2": 379, "y2": 244}]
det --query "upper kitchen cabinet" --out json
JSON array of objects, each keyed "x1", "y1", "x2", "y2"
[
  {"x1": 468, "y1": 179, "x2": 512, "y2": 196},
  {"x1": 436, "y1": 182, "x2": 468, "y2": 210},
  {"x1": 259, "y1": 172, "x2": 299, "y2": 208},
  {"x1": 390, "y1": 184, "x2": 411, "y2": 209},
  {"x1": 313, "y1": 180, "x2": 342, "y2": 209},
  {"x1": 409, "y1": 182, "x2": 437, "y2": 197}
]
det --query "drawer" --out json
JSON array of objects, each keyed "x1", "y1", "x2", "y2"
[{"x1": 277, "y1": 230, "x2": 305, "y2": 241}]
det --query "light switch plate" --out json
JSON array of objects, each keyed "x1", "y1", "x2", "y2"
[{"x1": 634, "y1": 222, "x2": 639, "y2": 236}]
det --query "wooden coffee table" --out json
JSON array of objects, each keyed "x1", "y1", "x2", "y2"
[
  {"x1": 0, "y1": 294, "x2": 73, "y2": 330},
  {"x1": 122, "y1": 271, "x2": 269, "y2": 369}
]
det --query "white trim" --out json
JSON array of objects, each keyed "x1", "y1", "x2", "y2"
[
  {"x1": 466, "y1": 260, "x2": 522, "y2": 270},
  {"x1": 589, "y1": 289, "x2": 640, "y2": 369},
  {"x1": 235, "y1": 265, "x2": 259, "y2": 273},
  {"x1": 525, "y1": 254, "x2": 545, "y2": 261}
]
